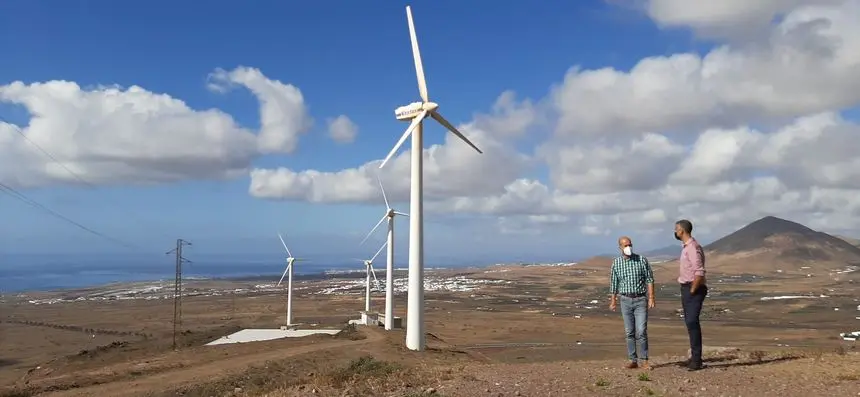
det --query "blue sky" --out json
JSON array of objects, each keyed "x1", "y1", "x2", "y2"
[{"x1": 1, "y1": 0, "x2": 721, "y2": 262}]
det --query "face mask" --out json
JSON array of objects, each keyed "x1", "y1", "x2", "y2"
[
  {"x1": 674, "y1": 232, "x2": 681, "y2": 241},
  {"x1": 622, "y1": 246, "x2": 632, "y2": 256}
]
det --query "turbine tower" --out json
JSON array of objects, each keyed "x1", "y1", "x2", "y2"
[
  {"x1": 276, "y1": 233, "x2": 306, "y2": 326},
  {"x1": 379, "y1": 5, "x2": 483, "y2": 351},
  {"x1": 359, "y1": 176, "x2": 408, "y2": 330},
  {"x1": 353, "y1": 240, "x2": 386, "y2": 313}
]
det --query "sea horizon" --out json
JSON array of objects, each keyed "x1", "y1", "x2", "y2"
[{"x1": 0, "y1": 252, "x2": 563, "y2": 294}]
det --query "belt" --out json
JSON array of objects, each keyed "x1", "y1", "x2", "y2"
[{"x1": 620, "y1": 293, "x2": 646, "y2": 298}]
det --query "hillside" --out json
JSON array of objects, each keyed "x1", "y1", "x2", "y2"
[
  {"x1": 704, "y1": 216, "x2": 860, "y2": 272},
  {"x1": 837, "y1": 235, "x2": 860, "y2": 248}
]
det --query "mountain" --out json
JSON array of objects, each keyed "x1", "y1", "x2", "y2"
[
  {"x1": 642, "y1": 245, "x2": 681, "y2": 261},
  {"x1": 704, "y1": 216, "x2": 860, "y2": 272},
  {"x1": 836, "y1": 235, "x2": 860, "y2": 248}
]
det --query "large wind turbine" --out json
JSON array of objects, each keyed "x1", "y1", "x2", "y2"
[
  {"x1": 378, "y1": 5, "x2": 483, "y2": 351},
  {"x1": 276, "y1": 233, "x2": 306, "y2": 326},
  {"x1": 353, "y1": 240, "x2": 387, "y2": 313},
  {"x1": 359, "y1": 177, "x2": 408, "y2": 330}
]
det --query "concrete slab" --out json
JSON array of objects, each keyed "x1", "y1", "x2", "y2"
[{"x1": 205, "y1": 328, "x2": 341, "y2": 346}]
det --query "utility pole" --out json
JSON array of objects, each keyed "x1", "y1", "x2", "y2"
[{"x1": 166, "y1": 239, "x2": 192, "y2": 351}]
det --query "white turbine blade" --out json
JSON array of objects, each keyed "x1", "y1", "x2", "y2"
[
  {"x1": 359, "y1": 214, "x2": 388, "y2": 246},
  {"x1": 379, "y1": 110, "x2": 427, "y2": 169},
  {"x1": 277, "y1": 233, "x2": 294, "y2": 258},
  {"x1": 276, "y1": 263, "x2": 291, "y2": 287},
  {"x1": 377, "y1": 175, "x2": 391, "y2": 209},
  {"x1": 370, "y1": 240, "x2": 388, "y2": 263},
  {"x1": 406, "y1": 5, "x2": 428, "y2": 103},
  {"x1": 430, "y1": 111, "x2": 483, "y2": 154},
  {"x1": 393, "y1": 211, "x2": 409, "y2": 217},
  {"x1": 369, "y1": 265, "x2": 380, "y2": 287}
]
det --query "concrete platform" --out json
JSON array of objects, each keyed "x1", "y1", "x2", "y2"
[
  {"x1": 205, "y1": 328, "x2": 341, "y2": 346},
  {"x1": 377, "y1": 314, "x2": 403, "y2": 329}
]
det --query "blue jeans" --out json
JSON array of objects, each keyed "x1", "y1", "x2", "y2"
[{"x1": 620, "y1": 295, "x2": 649, "y2": 361}]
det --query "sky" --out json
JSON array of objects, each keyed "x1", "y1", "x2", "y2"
[{"x1": 2, "y1": 0, "x2": 860, "y2": 264}]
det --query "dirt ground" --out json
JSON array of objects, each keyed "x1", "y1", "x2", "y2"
[{"x1": 1, "y1": 264, "x2": 858, "y2": 396}]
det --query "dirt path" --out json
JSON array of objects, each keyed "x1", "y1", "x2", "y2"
[{"x1": 41, "y1": 328, "x2": 385, "y2": 397}]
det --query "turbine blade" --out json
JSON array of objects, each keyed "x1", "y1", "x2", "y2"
[
  {"x1": 276, "y1": 263, "x2": 290, "y2": 287},
  {"x1": 379, "y1": 110, "x2": 426, "y2": 169},
  {"x1": 406, "y1": 5, "x2": 428, "y2": 103},
  {"x1": 277, "y1": 233, "x2": 294, "y2": 258},
  {"x1": 370, "y1": 240, "x2": 388, "y2": 263},
  {"x1": 359, "y1": 214, "x2": 388, "y2": 246},
  {"x1": 430, "y1": 111, "x2": 483, "y2": 154},
  {"x1": 393, "y1": 211, "x2": 409, "y2": 217},
  {"x1": 369, "y1": 265, "x2": 380, "y2": 286},
  {"x1": 377, "y1": 175, "x2": 390, "y2": 209}
]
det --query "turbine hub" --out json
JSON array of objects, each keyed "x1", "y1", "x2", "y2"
[{"x1": 422, "y1": 102, "x2": 439, "y2": 112}]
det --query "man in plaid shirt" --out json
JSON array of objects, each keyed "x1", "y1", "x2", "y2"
[{"x1": 609, "y1": 236, "x2": 656, "y2": 369}]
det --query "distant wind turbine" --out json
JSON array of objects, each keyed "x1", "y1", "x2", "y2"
[
  {"x1": 352, "y1": 240, "x2": 387, "y2": 313},
  {"x1": 276, "y1": 233, "x2": 307, "y2": 326},
  {"x1": 360, "y1": 176, "x2": 408, "y2": 330}
]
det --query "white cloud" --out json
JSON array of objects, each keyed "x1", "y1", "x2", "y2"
[
  {"x1": 208, "y1": 66, "x2": 313, "y2": 154},
  {"x1": 247, "y1": 0, "x2": 860, "y2": 243},
  {"x1": 645, "y1": 0, "x2": 845, "y2": 39},
  {"x1": 554, "y1": 1, "x2": 860, "y2": 137},
  {"x1": 326, "y1": 115, "x2": 358, "y2": 144},
  {"x1": 0, "y1": 67, "x2": 312, "y2": 188},
  {"x1": 249, "y1": 118, "x2": 531, "y2": 203}
]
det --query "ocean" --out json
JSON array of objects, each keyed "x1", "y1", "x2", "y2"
[{"x1": 0, "y1": 253, "x2": 483, "y2": 293}]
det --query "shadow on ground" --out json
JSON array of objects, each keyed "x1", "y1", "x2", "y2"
[
  {"x1": 0, "y1": 359, "x2": 19, "y2": 369},
  {"x1": 654, "y1": 354, "x2": 803, "y2": 370}
]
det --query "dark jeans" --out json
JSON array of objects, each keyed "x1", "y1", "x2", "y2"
[{"x1": 680, "y1": 283, "x2": 708, "y2": 363}]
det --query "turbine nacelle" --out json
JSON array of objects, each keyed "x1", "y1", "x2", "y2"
[{"x1": 394, "y1": 102, "x2": 425, "y2": 121}]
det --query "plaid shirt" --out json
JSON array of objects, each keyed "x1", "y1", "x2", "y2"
[{"x1": 609, "y1": 254, "x2": 655, "y2": 295}]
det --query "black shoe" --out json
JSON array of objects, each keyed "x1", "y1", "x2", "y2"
[{"x1": 687, "y1": 361, "x2": 704, "y2": 371}]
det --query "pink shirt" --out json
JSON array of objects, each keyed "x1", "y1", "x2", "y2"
[{"x1": 678, "y1": 237, "x2": 706, "y2": 284}]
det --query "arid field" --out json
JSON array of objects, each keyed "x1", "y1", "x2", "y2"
[{"x1": 1, "y1": 260, "x2": 858, "y2": 397}]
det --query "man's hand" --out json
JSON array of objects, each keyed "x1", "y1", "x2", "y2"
[
  {"x1": 609, "y1": 300, "x2": 617, "y2": 311},
  {"x1": 648, "y1": 297, "x2": 656, "y2": 309}
]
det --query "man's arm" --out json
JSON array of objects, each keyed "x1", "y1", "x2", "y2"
[
  {"x1": 644, "y1": 257, "x2": 655, "y2": 306},
  {"x1": 690, "y1": 245, "x2": 706, "y2": 293},
  {"x1": 609, "y1": 262, "x2": 619, "y2": 304}
]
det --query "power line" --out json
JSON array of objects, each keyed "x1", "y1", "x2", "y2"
[
  {"x1": 0, "y1": 181, "x2": 138, "y2": 249},
  {"x1": 0, "y1": 115, "x2": 174, "y2": 243}
]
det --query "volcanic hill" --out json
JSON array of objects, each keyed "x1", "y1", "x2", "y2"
[{"x1": 703, "y1": 216, "x2": 860, "y2": 273}]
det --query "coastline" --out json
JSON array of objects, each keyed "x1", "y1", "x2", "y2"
[{"x1": 1, "y1": 264, "x2": 510, "y2": 305}]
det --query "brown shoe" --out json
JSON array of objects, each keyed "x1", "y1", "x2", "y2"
[
  {"x1": 639, "y1": 360, "x2": 651, "y2": 370},
  {"x1": 625, "y1": 361, "x2": 638, "y2": 369}
]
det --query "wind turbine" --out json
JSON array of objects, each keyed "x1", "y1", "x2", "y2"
[
  {"x1": 378, "y1": 5, "x2": 483, "y2": 351},
  {"x1": 352, "y1": 240, "x2": 387, "y2": 313},
  {"x1": 359, "y1": 177, "x2": 408, "y2": 330},
  {"x1": 276, "y1": 233, "x2": 306, "y2": 326}
]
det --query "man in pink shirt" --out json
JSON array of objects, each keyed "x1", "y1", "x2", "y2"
[{"x1": 674, "y1": 219, "x2": 707, "y2": 371}]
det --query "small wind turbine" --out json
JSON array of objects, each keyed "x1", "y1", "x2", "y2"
[
  {"x1": 352, "y1": 240, "x2": 387, "y2": 313},
  {"x1": 378, "y1": 5, "x2": 482, "y2": 351},
  {"x1": 276, "y1": 233, "x2": 306, "y2": 326},
  {"x1": 359, "y1": 176, "x2": 408, "y2": 330}
]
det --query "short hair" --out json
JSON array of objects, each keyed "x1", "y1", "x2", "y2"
[{"x1": 676, "y1": 219, "x2": 693, "y2": 234}]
